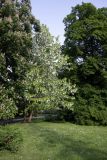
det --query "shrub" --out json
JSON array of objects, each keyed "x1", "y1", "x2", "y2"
[
  {"x1": 74, "y1": 93, "x2": 107, "y2": 125},
  {"x1": 0, "y1": 125, "x2": 23, "y2": 152}
]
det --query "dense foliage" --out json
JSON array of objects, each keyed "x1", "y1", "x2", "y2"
[
  {"x1": 1, "y1": 1, "x2": 107, "y2": 126},
  {"x1": 24, "y1": 25, "x2": 76, "y2": 122},
  {"x1": 63, "y1": 3, "x2": 107, "y2": 125},
  {"x1": 0, "y1": 0, "x2": 40, "y2": 119},
  {"x1": 0, "y1": 0, "x2": 75, "y2": 122},
  {"x1": 0, "y1": 85, "x2": 17, "y2": 119}
]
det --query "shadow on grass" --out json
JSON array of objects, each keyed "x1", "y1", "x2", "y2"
[{"x1": 29, "y1": 124, "x2": 107, "y2": 160}]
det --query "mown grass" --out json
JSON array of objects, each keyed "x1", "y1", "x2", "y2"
[{"x1": 0, "y1": 121, "x2": 107, "y2": 160}]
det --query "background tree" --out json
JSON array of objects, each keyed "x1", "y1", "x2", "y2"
[
  {"x1": 63, "y1": 3, "x2": 107, "y2": 125},
  {"x1": 0, "y1": 0, "x2": 40, "y2": 119},
  {"x1": 24, "y1": 25, "x2": 76, "y2": 122}
]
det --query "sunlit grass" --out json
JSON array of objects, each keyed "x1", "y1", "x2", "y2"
[{"x1": 0, "y1": 121, "x2": 107, "y2": 160}]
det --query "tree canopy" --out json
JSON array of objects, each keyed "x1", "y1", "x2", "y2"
[
  {"x1": 63, "y1": 2, "x2": 107, "y2": 125},
  {"x1": 24, "y1": 24, "x2": 76, "y2": 122},
  {"x1": 1, "y1": 1, "x2": 107, "y2": 125},
  {"x1": 0, "y1": 0, "x2": 40, "y2": 119}
]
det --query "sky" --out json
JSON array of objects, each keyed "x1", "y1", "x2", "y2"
[{"x1": 31, "y1": 0, "x2": 107, "y2": 44}]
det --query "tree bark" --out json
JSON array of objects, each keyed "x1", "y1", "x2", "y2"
[{"x1": 28, "y1": 110, "x2": 33, "y2": 123}]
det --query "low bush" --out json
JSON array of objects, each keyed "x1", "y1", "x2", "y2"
[{"x1": 0, "y1": 125, "x2": 23, "y2": 152}]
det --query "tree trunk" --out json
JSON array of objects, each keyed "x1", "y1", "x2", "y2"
[{"x1": 28, "y1": 110, "x2": 33, "y2": 123}]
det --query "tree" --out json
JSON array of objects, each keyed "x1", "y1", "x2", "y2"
[
  {"x1": 24, "y1": 25, "x2": 76, "y2": 122},
  {"x1": 0, "y1": 0, "x2": 40, "y2": 119},
  {"x1": 63, "y1": 3, "x2": 107, "y2": 125}
]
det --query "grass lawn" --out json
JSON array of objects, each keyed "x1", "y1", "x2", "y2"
[{"x1": 0, "y1": 121, "x2": 107, "y2": 160}]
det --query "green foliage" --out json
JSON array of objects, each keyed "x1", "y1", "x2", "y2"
[
  {"x1": 0, "y1": 125, "x2": 23, "y2": 152},
  {"x1": 0, "y1": 85, "x2": 17, "y2": 119},
  {"x1": 0, "y1": 0, "x2": 40, "y2": 118},
  {"x1": 74, "y1": 85, "x2": 107, "y2": 125},
  {"x1": 63, "y1": 3, "x2": 107, "y2": 125},
  {"x1": 24, "y1": 25, "x2": 76, "y2": 115}
]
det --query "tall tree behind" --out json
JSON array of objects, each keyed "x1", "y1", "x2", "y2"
[
  {"x1": 63, "y1": 3, "x2": 107, "y2": 125},
  {"x1": 0, "y1": 0, "x2": 40, "y2": 119}
]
